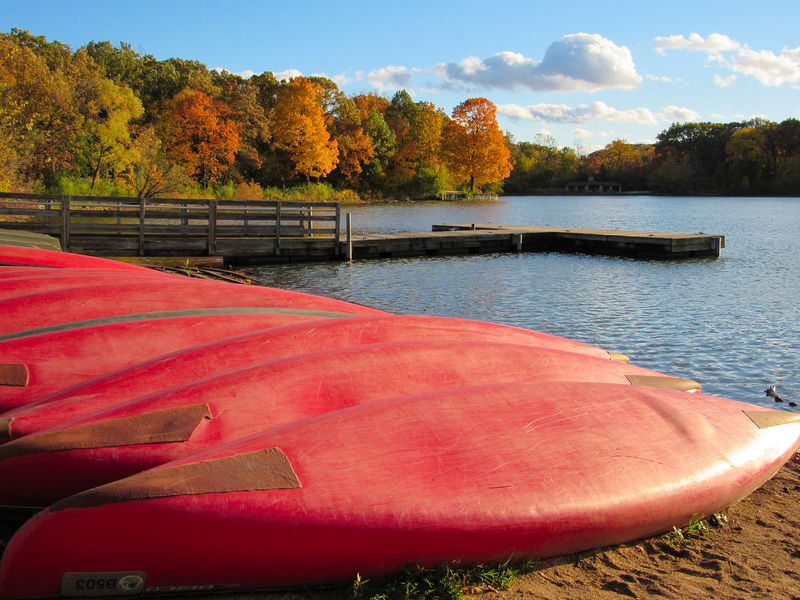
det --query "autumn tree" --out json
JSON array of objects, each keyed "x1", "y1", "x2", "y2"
[
  {"x1": 126, "y1": 125, "x2": 189, "y2": 197},
  {"x1": 328, "y1": 93, "x2": 374, "y2": 187},
  {"x1": 441, "y1": 98, "x2": 512, "y2": 193},
  {"x1": 414, "y1": 101, "x2": 446, "y2": 170},
  {"x1": 270, "y1": 77, "x2": 338, "y2": 182},
  {"x1": 588, "y1": 139, "x2": 654, "y2": 189},
  {"x1": 352, "y1": 92, "x2": 389, "y2": 121},
  {"x1": 160, "y1": 88, "x2": 242, "y2": 188},
  {"x1": 383, "y1": 90, "x2": 418, "y2": 188},
  {"x1": 0, "y1": 33, "x2": 88, "y2": 183},
  {"x1": 212, "y1": 70, "x2": 271, "y2": 183},
  {"x1": 79, "y1": 78, "x2": 144, "y2": 193}
]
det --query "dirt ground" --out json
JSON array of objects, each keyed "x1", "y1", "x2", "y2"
[{"x1": 205, "y1": 452, "x2": 800, "y2": 600}]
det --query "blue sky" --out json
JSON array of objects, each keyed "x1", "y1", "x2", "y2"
[{"x1": 3, "y1": 0, "x2": 800, "y2": 151}]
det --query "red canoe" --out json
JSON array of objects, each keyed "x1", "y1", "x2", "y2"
[
  {"x1": 0, "y1": 309, "x2": 350, "y2": 412},
  {"x1": 0, "y1": 278, "x2": 385, "y2": 336},
  {"x1": 0, "y1": 245, "x2": 157, "y2": 272},
  {"x1": 0, "y1": 267, "x2": 179, "y2": 299},
  {"x1": 0, "y1": 313, "x2": 643, "y2": 438},
  {"x1": 1, "y1": 382, "x2": 798, "y2": 599},
  {"x1": 0, "y1": 341, "x2": 692, "y2": 507}
]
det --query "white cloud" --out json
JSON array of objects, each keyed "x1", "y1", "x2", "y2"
[
  {"x1": 646, "y1": 74, "x2": 678, "y2": 84},
  {"x1": 367, "y1": 66, "x2": 420, "y2": 91},
  {"x1": 571, "y1": 127, "x2": 593, "y2": 138},
  {"x1": 331, "y1": 72, "x2": 355, "y2": 86},
  {"x1": 730, "y1": 47, "x2": 800, "y2": 86},
  {"x1": 657, "y1": 105, "x2": 701, "y2": 122},
  {"x1": 655, "y1": 33, "x2": 800, "y2": 87},
  {"x1": 654, "y1": 33, "x2": 741, "y2": 57},
  {"x1": 434, "y1": 33, "x2": 642, "y2": 92},
  {"x1": 714, "y1": 74, "x2": 737, "y2": 87},
  {"x1": 274, "y1": 69, "x2": 303, "y2": 81},
  {"x1": 497, "y1": 101, "x2": 657, "y2": 125}
]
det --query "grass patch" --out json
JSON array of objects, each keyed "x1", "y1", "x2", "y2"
[
  {"x1": 665, "y1": 512, "x2": 727, "y2": 549},
  {"x1": 351, "y1": 558, "x2": 536, "y2": 600}
]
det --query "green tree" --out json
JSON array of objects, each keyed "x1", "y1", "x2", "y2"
[
  {"x1": 648, "y1": 153, "x2": 695, "y2": 194},
  {"x1": 362, "y1": 109, "x2": 396, "y2": 184}
]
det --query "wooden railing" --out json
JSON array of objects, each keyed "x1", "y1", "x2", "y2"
[{"x1": 0, "y1": 192, "x2": 341, "y2": 259}]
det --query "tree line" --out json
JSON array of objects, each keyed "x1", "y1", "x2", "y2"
[{"x1": 2, "y1": 29, "x2": 799, "y2": 200}]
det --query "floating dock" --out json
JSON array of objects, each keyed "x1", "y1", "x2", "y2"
[{"x1": 342, "y1": 224, "x2": 724, "y2": 261}]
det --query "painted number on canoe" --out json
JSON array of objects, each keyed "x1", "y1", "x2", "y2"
[{"x1": 60, "y1": 572, "x2": 145, "y2": 596}]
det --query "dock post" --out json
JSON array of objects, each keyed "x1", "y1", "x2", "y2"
[
  {"x1": 514, "y1": 233, "x2": 523, "y2": 252},
  {"x1": 207, "y1": 200, "x2": 217, "y2": 255},
  {"x1": 334, "y1": 204, "x2": 341, "y2": 257},
  {"x1": 275, "y1": 201, "x2": 281, "y2": 256},
  {"x1": 60, "y1": 195, "x2": 70, "y2": 252},
  {"x1": 346, "y1": 213, "x2": 353, "y2": 261},
  {"x1": 138, "y1": 197, "x2": 146, "y2": 256}
]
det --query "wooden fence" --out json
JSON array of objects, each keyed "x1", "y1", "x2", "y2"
[{"x1": 0, "y1": 192, "x2": 341, "y2": 260}]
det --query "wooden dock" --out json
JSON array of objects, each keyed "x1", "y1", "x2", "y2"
[
  {"x1": 0, "y1": 193, "x2": 724, "y2": 263},
  {"x1": 339, "y1": 224, "x2": 724, "y2": 261}
]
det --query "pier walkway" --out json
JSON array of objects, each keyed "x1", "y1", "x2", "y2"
[{"x1": 0, "y1": 193, "x2": 724, "y2": 263}]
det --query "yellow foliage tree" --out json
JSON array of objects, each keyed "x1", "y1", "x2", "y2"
[
  {"x1": 271, "y1": 77, "x2": 338, "y2": 181},
  {"x1": 441, "y1": 97, "x2": 511, "y2": 192}
]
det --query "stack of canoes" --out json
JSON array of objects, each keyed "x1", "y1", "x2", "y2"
[{"x1": 1, "y1": 244, "x2": 799, "y2": 599}]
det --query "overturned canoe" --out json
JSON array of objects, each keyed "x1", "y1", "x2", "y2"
[
  {"x1": 0, "y1": 309, "x2": 348, "y2": 412},
  {"x1": 0, "y1": 267, "x2": 179, "y2": 299},
  {"x1": 0, "y1": 313, "x2": 638, "y2": 439},
  {"x1": 0, "y1": 340, "x2": 690, "y2": 506},
  {"x1": 1, "y1": 382, "x2": 798, "y2": 598},
  {"x1": 0, "y1": 245, "x2": 156, "y2": 272},
  {"x1": 0, "y1": 278, "x2": 385, "y2": 336}
]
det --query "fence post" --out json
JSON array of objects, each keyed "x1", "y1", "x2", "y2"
[
  {"x1": 208, "y1": 199, "x2": 217, "y2": 255},
  {"x1": 45, "y1": 197, "x2": 53, "y2": 228},
  {"x1": 60, "y1": 195, "x2": 70, "y2": 251},
  {"x1": 275, "y1": 201, "x2": 281, "y2": 256},
  {"x1": 139, "y1": 197, "x2": 146, "y2": 256},
  {"x1": 335, "y1": 203, "x2": 341, "y2": 256},
  {"x1": 346, "y1": 212, "x2": 352, "y2": 261}
]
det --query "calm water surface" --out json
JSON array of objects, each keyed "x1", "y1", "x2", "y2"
[{"x1": 245, "y1": 196, "x2": 799, "y2": 410}]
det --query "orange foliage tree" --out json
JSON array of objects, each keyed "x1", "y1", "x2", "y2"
[
  {"x1": 161, "y1": 88, "x2": 242, "y2": 188},
  {"x1": 270, "y1": 77, "x2": 338, "y2": 182},
  {"x1": 441, "y1": 97, "x2": 512, "y2": 192},
  {"x1": 328, "y1": 93, "x2": 374, "y2": 186}
]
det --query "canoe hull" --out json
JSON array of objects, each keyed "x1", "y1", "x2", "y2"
[
  {"x1": 0, "y1": 311, "x2": 342, "y2": 412},
  {"x1": 1, "y1": 313, "x2": 629, "y2": 438},
  {"x1": 0, "y1": 341, "x2": 677, "y2": 506},
  {"x1": 1, "y1": 382, "x2": 798, "y2": 598}
]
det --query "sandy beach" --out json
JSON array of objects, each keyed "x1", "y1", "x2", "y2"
[{"x1": 195, "y1": 451, "x2": 799, "y2": 600}]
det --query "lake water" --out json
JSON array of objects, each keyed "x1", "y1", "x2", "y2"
[{"x1": 244, "y1": 195, "x2": 800, "y2": 411}]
